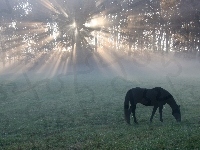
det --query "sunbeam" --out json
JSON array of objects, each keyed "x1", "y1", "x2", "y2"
[{"x1": 1, "y1": 0, "x2": 200, "y2": 77}]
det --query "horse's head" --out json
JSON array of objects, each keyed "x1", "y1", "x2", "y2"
[{"x1": 172, "y1": 105, "x2": 181, "y2": 122}]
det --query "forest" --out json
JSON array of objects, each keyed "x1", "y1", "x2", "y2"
[{"x1": 0, "y1": 0, "x2": 200, "y2": 68}]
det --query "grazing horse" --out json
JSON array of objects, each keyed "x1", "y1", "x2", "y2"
[{"x1": 124, "y1": 87, "x2": 181, "y2": 124}]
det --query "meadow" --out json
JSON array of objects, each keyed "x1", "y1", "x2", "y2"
[{"x1": 0, "y1": 53, "x2": 200, "y2": 149}]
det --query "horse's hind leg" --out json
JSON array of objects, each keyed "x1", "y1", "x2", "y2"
[
  {"x1": 150, "y1": 105, "x2": 158, "y2": 122},
  {"x1": 131, "y1": 105, "x2": 138, "y2": 124},
  {"x1": 159, "y1": 105, "x2": 163, "y2": 122}
]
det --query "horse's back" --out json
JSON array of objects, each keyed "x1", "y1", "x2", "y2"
[{"x1": 128, "y1": 87, "x2": 173, "y2": 106}]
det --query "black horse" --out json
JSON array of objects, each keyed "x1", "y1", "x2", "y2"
[{"x1": 124, "y1": 87, "x2": 181, "y2": 124}]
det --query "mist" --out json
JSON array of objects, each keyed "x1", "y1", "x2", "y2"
[{"x1": 0, "y1": 0, "x2": 200, "y2": 149}]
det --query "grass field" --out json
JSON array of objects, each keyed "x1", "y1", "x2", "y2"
[
  {"x1": 0, "y1": 54, "x2": 200, "y2": 149},
  {"x1": 0, "y1": 72, "x2": 200, "y2": 150}
]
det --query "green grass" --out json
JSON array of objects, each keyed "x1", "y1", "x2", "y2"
[{"x1": 0, "y1": 73, "x2": 200, "y2": 149}]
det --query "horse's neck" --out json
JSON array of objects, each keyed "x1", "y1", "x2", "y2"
[{"x1": 167, "y1": 98, "x2": 178, "y2": 110}]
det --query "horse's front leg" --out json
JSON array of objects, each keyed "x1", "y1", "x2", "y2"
[
  {"x1": 150, "y1": 105, "x2": 158, "y2": 122},
  {"x1": 159, "y1": 105, "x2": 163, "y2": 122},
  {"x1": 131, "y1": 105, "x2": 138, "y2": 124}
]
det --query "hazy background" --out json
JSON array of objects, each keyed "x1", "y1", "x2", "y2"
[{"x1": 0, "y1": 1, "x2": 200, "y2": 149}]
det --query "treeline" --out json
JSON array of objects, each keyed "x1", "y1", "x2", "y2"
[
  {"x1": 96, "y1": 0, "x2": 200, "y2": 54},
  {"x1": 0, "y1": 0, "x2": 200, "y2": 66}
]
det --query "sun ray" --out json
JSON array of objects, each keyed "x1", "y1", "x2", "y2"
[
  {"x1": 37, "y1": 0, "x2": 59, "y2": 14},
  {"x1": 49, "y1": 0, "x2": 69, "y2": 18},
  {"x1": 0, "y1": 0, "x2": 164, "y2": 77}
]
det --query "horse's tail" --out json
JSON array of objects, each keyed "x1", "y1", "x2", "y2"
[{"x1": 124, "y1": 90, "x2": 131, "y2": 124}]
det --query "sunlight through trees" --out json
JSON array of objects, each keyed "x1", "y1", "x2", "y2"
[{"x1": 0, "y1": 0, "x2": 199, "y2": 68}]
